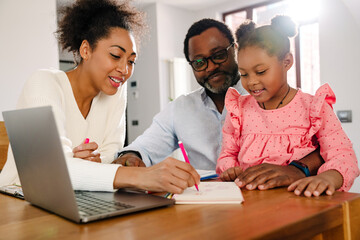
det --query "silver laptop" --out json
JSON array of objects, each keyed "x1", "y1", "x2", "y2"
[{"x1": 2, "y1": 106, "x2": 174, "y2": 223}]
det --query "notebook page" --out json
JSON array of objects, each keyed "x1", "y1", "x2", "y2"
[{"x1": 173, "y1": 182, "x2": 244, "y2": 204}]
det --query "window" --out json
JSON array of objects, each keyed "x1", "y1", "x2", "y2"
[{"x1": 224, "y1": 0, "x2": 320, "y2": 94}]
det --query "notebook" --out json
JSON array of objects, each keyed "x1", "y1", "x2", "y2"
[
  {"x1": 173, "y1": 182, "x2": 244, "y2": 204},
  {"x1": 2, "y1": 106, "x2": 174, "y2": 223},
  {"x1": 197, "y1": 169, "x2": 219, "y2": 180}
]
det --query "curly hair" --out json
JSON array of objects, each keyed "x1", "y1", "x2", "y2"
[
  {"x1": 56, "y1": 0, "x2": 147, "y2": 62},
  {"x1": 183, "y1": 18, "x2": 234, "y2": 62},
  {"x1": 235, "y1": 15, "x2": 297, "y2": 60}
]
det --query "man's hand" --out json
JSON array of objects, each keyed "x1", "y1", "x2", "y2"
[
  {"x1": 234, "y1": 163, "x2": 306, "y2": 190},
  {"x1": 112, "y1": 152, "x2": 146, "y2": 167},
  {"x1": 220, "y1": 167, "x2": 243, "y2": 181}
]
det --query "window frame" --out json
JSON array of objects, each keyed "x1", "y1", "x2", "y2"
[{"x1": 223, "y1": 0, "x2": 319, "y2": 89}]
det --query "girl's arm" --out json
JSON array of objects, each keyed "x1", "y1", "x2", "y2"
[
  {"x1": 315, "y1": 102, "x2": 359, "y2": 191},
  {"x1": 216, "y1": 112, "x2": 241, "y2": 174},
  {"x1": 288, "y1": 98, "x2": 359, "y2": 196}
]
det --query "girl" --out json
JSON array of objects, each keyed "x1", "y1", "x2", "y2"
[
  {"x1": 216, "y1": 15, "x2": 359, "y2": 197},
  {"x1": 0, "y1": 0, "x2": 199, "y2": 194}
]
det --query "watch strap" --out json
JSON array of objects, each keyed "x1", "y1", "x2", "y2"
[
  {"x1": 117, "y1": 150, "x2": 142, "y2": 160},
  {"x1": 289, "y1": 160, "x2": 310, "y2": 177}
]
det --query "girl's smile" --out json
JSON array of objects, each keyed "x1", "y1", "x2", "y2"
[
  {"x1": 238, "y1": 46, "x2": 293, "y2": 109},
  {"x1": 250, "y1": 88, "x2": 265, "y2": 97}
]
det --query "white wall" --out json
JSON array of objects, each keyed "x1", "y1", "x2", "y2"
[
  {"x1": 126, "y1": 2, "x2": 196, "y2": 142},
  {"x1": 126, "y1": 4, "x2": 161, "y2": 143},
  {"x1": 319, "y1": 0, "x2": 360, "y2": 192},
  {"x1": 156, "y1": 3, "x2": 197, "y2": 109},
  {"x1": 0, "y1": 0, "x2": 59, "y2": 119}
]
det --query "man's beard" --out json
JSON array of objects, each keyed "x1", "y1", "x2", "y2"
[{"x1": 204, "y1": 68, "x2": 240, "y2": 94}]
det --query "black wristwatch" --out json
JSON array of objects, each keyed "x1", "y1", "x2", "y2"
[
  {"x1": 289, "y1": 160, "x2": 310, "y2": 177},
  {"x1": 117, "y1": 150, "x2": 142, "y2": 160}
]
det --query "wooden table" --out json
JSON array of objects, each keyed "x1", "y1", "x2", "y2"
[
  {"x1": 0, "y1": 188, "x2": 359, "y2": 240},
  {"x1": 0, "y1": 121, "x2": 9, "y2": 170}
]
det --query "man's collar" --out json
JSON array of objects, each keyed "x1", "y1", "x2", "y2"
[
  {"x1": 233, "y1": 79, "x2": 243, "y2": 91},
  {"x1": 200, "y1": 78, "x2": 244, "y2": 100}
]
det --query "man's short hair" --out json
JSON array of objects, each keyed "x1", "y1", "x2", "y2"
[{"x1": 183, "y1": 18, "x2": 235, "y2": 62}]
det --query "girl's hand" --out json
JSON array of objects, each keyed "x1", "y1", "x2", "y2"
[
  {"x1": 220, "y1": 167, "x2": 243, "y2": 181},
  {"x1": 73, "y1": 140, "x2": 101, "y2": 163},
  {"x1": 287, "y1": 170, "x2": 343, "y2": 197}
]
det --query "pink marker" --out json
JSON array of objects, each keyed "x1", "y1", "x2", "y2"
[
  {"x1": 178, "y1": 141, "x2": 199, "y2": 191},
  {"x1": 84, "y1": 138, "x2": 90, "y2": 144}
]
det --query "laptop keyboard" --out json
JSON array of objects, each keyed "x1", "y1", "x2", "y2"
[{"x1": 75, "y1": 191, "x2": 135, "y2": 217}]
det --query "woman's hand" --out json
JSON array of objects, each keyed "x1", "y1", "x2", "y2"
[
  {"x1": 287, "y1": 170, "x2": 343, "y2": 197},
  {"x1": 113, "y1": 157, "x2": 200, "y2": 194},
  {"x1": 73, "y1": 140, "x2": 101, "y2": 163}
]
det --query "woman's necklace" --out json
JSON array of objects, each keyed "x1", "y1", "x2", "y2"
[{"x1": 262, "y1": 85, "x2": 291, "y2": 110}]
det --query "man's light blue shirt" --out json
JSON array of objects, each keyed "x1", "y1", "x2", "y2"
[{"x1": 121, "y1": 80, "x2": 247, "y2": 170}]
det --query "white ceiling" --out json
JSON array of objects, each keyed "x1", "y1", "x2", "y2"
[
  {"x1": 342, "y1": 0, "x2": 360, "y2": 27},
  {"x1": 57, "y1": 0, "x2": 360, "y2": 26},
  {"x1": 57, "y1": 0, "x2": 232, "y2": 11},
  {"x1": 134, "y1": 0, "x2": 231, "y2": 11}
]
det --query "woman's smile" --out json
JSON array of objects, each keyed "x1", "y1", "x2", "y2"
[{"x1": 108, "y1": 76, "x2": 124, "y2": 88}]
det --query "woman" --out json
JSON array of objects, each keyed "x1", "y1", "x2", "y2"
[{"x1": 0, "y1": 0, "x2": 199, "y2": 194}]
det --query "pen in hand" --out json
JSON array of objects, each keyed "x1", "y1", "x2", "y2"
[
  {"x1": 178, "y1": 141, "x2": 199, "y2": 191},
  {"x1": 84, "y1": 138, "x2": 90, "y2": 144}
]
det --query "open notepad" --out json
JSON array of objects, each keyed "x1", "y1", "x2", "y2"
[
  {"x1": 173, "y1": 182, "x2": 244, "y2": 204},
  {"x1": 0, "y1": 184, "x2": 24, "y2": 199}
]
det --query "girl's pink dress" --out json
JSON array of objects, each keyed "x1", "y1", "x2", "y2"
[{"x1": 216, "y1": 84, "x2": 359, "y2": 191}]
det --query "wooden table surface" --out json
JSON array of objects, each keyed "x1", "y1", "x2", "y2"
[{"x1": 0, "y1": 187, "x2": 359, "y2": 240}]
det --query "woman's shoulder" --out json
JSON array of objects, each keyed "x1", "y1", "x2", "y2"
[
  {"x1": 29, "y1": 68, "x2": 65, "y2": 78},
  {"x1": 26, "y1": 68, "x2": 67, "y2": 87},
  {"x1": 21, "y1": 68, "x2": 69, "y2": 99}
]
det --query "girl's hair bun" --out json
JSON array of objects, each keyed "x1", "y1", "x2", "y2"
[
  {"x1": 271, "y1": 15, "x2": 297, "y2": 38},
  {"x1": 235, "y1": 20, "x2": 255, "y2": 43}
]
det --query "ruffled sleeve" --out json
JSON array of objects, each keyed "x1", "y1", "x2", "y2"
[
  {"x1": 308, "y1": 83, "x2": 336, "y2": 138},
  {"x1": 310, "y1": 84, "x2": 359, "y2": 191},
  {"x1": 225, "y1": 87, "x2": 241, "y2": 138},
  {"x1": 216, "y1": 88, "x2": 242, "y2": 174}
]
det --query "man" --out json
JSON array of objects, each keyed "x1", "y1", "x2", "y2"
[{"x1": 113, "y1": 18, "x2": 323, "y2": 191}]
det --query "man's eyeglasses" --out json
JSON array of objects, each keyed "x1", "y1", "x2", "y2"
[{"x1": 189, "y1": 43, "x2": 235, "y2": 72}]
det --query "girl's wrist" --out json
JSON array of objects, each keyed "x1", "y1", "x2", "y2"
[{"x1": 319, "y1": 170, "x2": 343, "y2": 190}]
